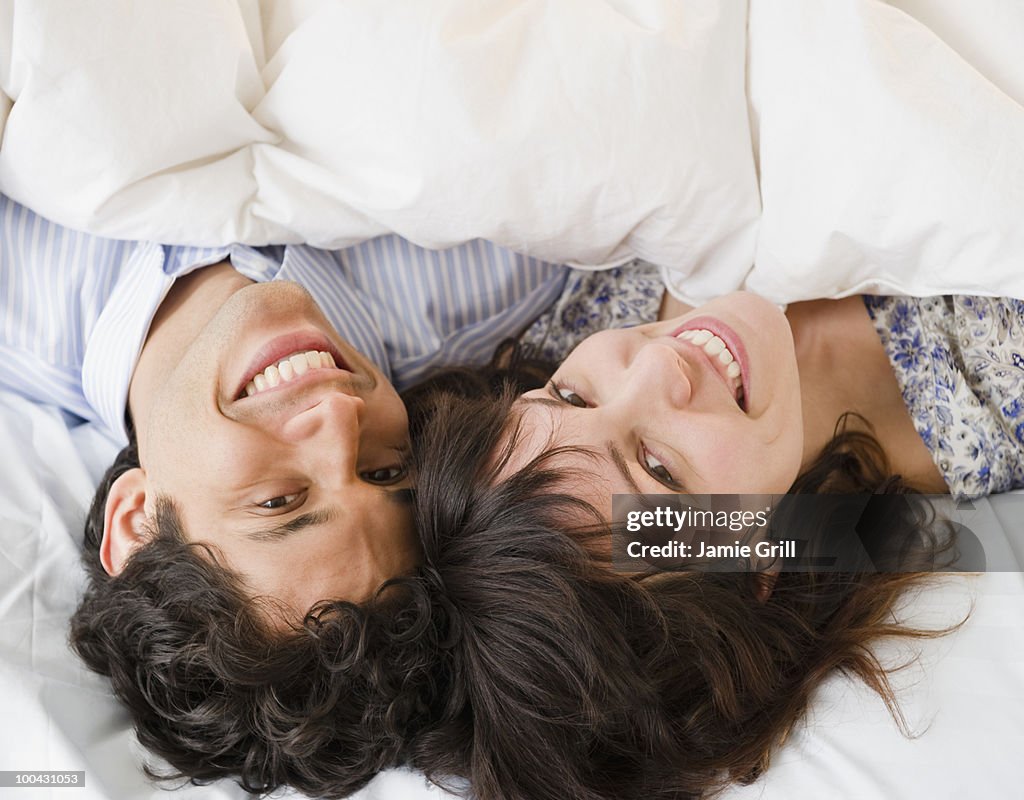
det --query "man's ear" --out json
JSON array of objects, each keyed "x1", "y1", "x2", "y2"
[{"x1": 100, "y1": 468, "x2": 152, "y2": 576}]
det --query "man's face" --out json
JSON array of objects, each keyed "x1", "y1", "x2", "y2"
[{"x1": 136, "y1": 280, "x2": 417, "y2": 615}]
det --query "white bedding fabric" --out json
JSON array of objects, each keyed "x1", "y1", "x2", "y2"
[
  {"x1": 2, "y1": 1, "x2": 1024, "y2": 305},
  {"x1": 0, "y1": 0, "x2": 759, "y2": 306},
  {"x1": 2, "y1": 387, "x2": 1023, "y2": 800}
]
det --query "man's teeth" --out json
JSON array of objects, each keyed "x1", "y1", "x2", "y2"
[
  {"x1": 244, "y1": 350, "x2": 337, "y2": 397},
  {"x1": 676, "y1": 329, "x2": 743, "y2": 394}
]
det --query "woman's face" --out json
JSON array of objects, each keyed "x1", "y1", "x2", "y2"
[{"x1": 508, "y1": 292, "x2": 805, "y2": 516}]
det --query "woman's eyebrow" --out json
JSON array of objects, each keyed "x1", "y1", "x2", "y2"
[
  {"x1": 518, "y1": 395, "x2": 646, "y2": 493},
  {"x1": 606, "y1": 442, "x2": 644, "y2": 494},
  {"x1": 520, "y1": 395, "x2": 563, "y2": 409}
]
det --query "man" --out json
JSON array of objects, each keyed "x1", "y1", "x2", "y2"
[{"x1": 0, "y1": 193, "x2": 566, "y2": 796}]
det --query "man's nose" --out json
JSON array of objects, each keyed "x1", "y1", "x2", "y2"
[
  {"x1": 620, "y1": 342, "x2": 692, "y2": 411},
  {"x1": 283, "y1": 392, "x2": 365, "y2": 478}
]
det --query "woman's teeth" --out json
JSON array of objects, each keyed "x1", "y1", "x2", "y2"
[
  {"x1": 676, "y1": 328, "x2": 744, "y2": 403},
  {"x1": 244, "y1": 350, "x2": 338, "y2": 397}
]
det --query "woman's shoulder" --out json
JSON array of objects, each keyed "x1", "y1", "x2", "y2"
[{"x1": 863, "y1": 294, "x2": 1024, "y2": 500}]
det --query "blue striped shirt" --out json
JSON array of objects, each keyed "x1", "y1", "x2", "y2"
[{"x1": 0, "y1": 194, "x2": 566, "y2": 442}]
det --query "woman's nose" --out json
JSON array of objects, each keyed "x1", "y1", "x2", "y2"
[{"x1": 621, "y1": 342, "x2": 692, "y2": 410}]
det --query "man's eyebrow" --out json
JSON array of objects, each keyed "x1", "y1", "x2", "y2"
[
  {"x1": 606, "y1": 442, "x2": 644, "y2": 494},
  {"x1": 246, "y1": 507, "x2": 336, "y2": 542}
]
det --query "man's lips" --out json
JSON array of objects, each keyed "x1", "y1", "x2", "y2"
[
  {"x1": 237, "y1": 371, "x2": 369, "y2": 419},
  {"x1": 233, "y1": 331, "x2": 350, "y2": 402}
]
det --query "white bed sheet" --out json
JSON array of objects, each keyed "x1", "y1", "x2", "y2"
[{"x1": 1, "y1": 386, "x2": 1022, "y2": 800}]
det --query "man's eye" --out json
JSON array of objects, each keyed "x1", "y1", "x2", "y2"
[
  {"x1": 642, "y1": 448, "x2": 678, "y2": 488},
  {"x1": 550, "y1": 381, "x2": 588, "y2": 408},
  {"x1": 361, "y1": 466, "x2": 406, "y2": 485},
  {"x1": 258, "y1": 493, "x2": 301, "y2": 510}
]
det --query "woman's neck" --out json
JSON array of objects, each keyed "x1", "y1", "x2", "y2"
[{"x1": 785, "y1": 296, "x2": 946, "y2": 492}]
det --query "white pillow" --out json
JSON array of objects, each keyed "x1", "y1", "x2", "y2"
[
  {"x1": 0, "y1": 0, "x2": 759, "y2": 302},
  {"x1": 727, "y1": 0, "x2": 1024, "y2": 304}
]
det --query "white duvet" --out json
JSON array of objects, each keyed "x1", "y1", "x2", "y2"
[{"x1": 2, "y1": 0, "x2": 1023, "y2": 304}]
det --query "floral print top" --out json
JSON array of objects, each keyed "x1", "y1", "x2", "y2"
[
  {"x1": 863, "y1": 295, "x2": 1024, "y2": 500},
  {"x1": 517, "y1": 260, "x2": 666, "y2": 363},
  {"x1": 520, "y1": 267, "x2": 1024, "y2": 500}
]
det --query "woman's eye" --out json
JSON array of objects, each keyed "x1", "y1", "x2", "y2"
[
  {"x1": 361, "y1": 466, "x2": 406, "y2": 485},
  {"x1": 551, "y1": 381, "x2": 588, "y2": 408},
  {"x1": 643, "y1": 449, "x2": 677, "y2": 488},
  {"x1": 257, "y1": 493, "x2": 301, "y2": 510}
]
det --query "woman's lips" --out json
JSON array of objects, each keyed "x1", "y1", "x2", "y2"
[{"x1": 670, "y1": 316, "x2": 750, "y2": 411}]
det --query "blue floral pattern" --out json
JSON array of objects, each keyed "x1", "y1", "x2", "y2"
[
  {"x1": 518, "y1": 261, "x2": 665, "y2": 362},
  {"x1": 864, "y1": 295, "x2": 1024, "y2": 500}
]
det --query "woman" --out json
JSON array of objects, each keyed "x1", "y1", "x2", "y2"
[
  {"x1": 404, "y1": 266, "x2": 1012, "y2": 800},
  {"x1": 493, "y1": 265, "x2": 1022, "y2": 508}
]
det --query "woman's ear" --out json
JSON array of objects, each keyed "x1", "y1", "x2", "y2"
[
  {"x1": 754, "y1": 571, "x2": 779, "y2": 603},
  {"x1": 100, "y1": 468, "x2": 151, "y2": 576}
]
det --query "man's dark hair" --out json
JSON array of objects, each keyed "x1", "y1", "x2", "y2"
[{"x1": 70, "y1": 438, "x2": 445, "y2": 798}]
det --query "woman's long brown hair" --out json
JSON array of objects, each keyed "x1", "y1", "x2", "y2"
[{"x1": 403, "y1": 352, "x2": 965, "y2": 800}]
